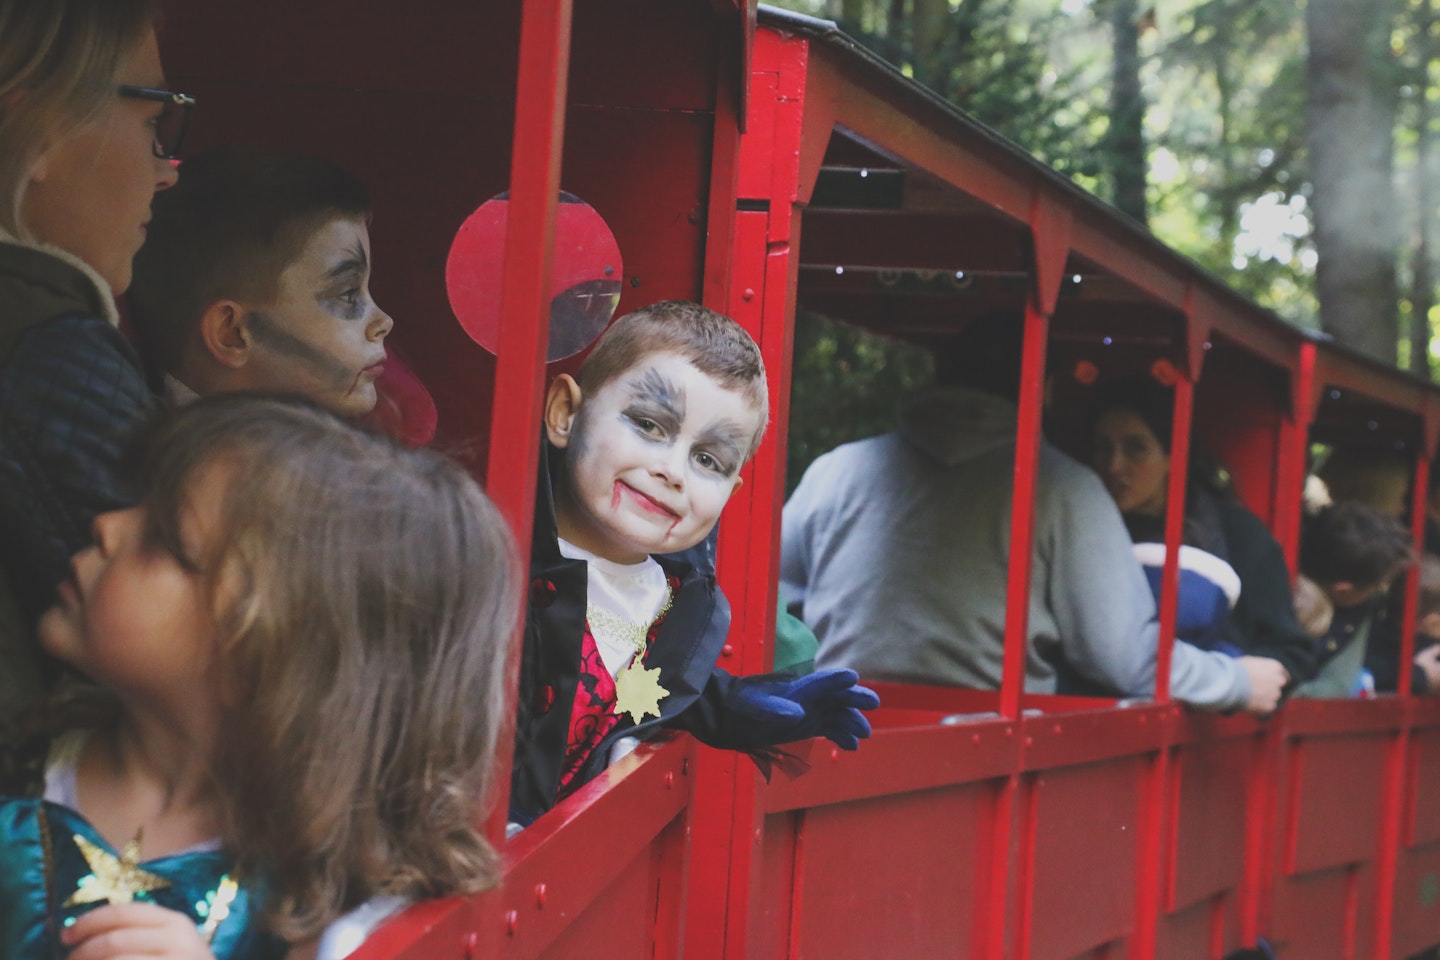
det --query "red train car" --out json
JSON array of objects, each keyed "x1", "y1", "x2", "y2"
[{"x1": 156, "y1": 2, "x2": 1440, "y2": 957}]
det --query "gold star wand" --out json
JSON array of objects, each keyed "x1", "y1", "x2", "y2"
[{"x1": 65, "y1": 830, "x2": 171, "y2": 907}]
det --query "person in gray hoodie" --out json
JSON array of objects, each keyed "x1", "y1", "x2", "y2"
[{"x1": 779, "y1": 312, "x2": 1289, "y2": 713}]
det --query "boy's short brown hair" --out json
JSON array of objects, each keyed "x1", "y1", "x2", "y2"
[
  {"x1": 129, "y1": 145, "x2": 371, "y2": 376},
  {"x1": 1300, "y1": 501, "x2": 1414, "y2": 589},
  {"x1": 577, "y1": 300, "x2": 768, "y2": 456}
]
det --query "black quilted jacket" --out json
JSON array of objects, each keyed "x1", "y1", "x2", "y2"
[{"x1": 0, "y1": 239, "x2": 153, "y2": 700}]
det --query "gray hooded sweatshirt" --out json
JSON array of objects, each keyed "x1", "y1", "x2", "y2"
[{"x1": 780, "y1": 385, "x2": 1249, "y2": 709}]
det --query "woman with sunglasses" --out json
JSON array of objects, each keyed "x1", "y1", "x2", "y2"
[{"x1": 0, "y1": 0, "x2": 191, "y2": 717}]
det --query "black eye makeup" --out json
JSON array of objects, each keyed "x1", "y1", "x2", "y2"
[
  {"x1": 692, "y1": 427, "x2": 745, "y2": 477},
  {"x1": 623, "y1": 405, "x2": 680, "y2": 439},
  {"x1": 319, "y1": 242, "x2": 371, "y2": 319},
  {"x1": 328, "y1": 286, "x2": 367, "y2": 320}
]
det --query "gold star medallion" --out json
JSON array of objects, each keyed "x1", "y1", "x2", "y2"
[
  {"x1": 614, "y1": 660, "x2": 668, "y2": 724},
  {"x1": 64, "y1": 832, "x2": 171, "y2": 907}
]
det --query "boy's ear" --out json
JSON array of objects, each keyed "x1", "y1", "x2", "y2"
[
  {"x1": 544, "y1": 374, "x2": 583, "y2": 448},
  {"x1": 199, "y1": 302, "x2": 254, "y2": 370}
]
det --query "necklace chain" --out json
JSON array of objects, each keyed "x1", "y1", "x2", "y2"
[{"x1": 587, "y1": 588, "x2": 674, "y2": 656}]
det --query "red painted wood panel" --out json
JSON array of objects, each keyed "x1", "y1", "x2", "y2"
[
  {"x1": 1158, "y1": 895, "x2": 1237, "y2": 960},
  {"x1": 784, "y1": 783, "x2": 998, "y2": 958},
  {"x1": 1026, "y1": 758, "x2": 1146, "y2": 960},
  {"x1": 1408, "y1": 728, "x2": 1440, "y2": 847},
  {"x1": 1270, "y1": 865, "x2": 1375, "y2": 960},
  {"x1": 532, "y1": 832, "x2": 672, "y2": 960},
  {"x1": 1390, "y1": 840, "x2": 1440, "y2": 959},
  {"x1": 746, "y1": 814, "x2": 798, "y2": 960},
  {"x1": 1285, "y1": 735, "x2": 1389, "y2": 875},
  {"x1": 1168, "y1": 737, "x2": 1252, "y2": 912}
]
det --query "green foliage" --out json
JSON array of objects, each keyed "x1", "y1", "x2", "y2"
[
  {"x1": 770, "y1": 0, "x2": 1436, "y2": 370},
  {"x1": 815, "y1": 0, "x2": 1108, "y2": 179},
  {"x1": 1147, "y1": 0, "x2": 1317, "y2": 322},
  {"x1": 786, "y1": 311, "x2": 934, "y2": 493}
]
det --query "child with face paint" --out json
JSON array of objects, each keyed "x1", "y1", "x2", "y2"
[
  {"x1": 129, "y1": 146, "x2": 393, "y2": 417},
  {"x1": 510, "y1": 300, "x2": 879, "y2": 825}
]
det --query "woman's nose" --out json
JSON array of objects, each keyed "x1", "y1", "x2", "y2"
[{"x1": 154, "y1": 156, "x2": 180, "y2": 191}]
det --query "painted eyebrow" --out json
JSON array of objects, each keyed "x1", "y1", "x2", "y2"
[
  {"x1": 694, "y1": 422, "x2": 749, "y2": 462},
  {"x1": 624, "y1": 368, "x2": 686, "y2": 420},
  {"x1": 323, "y1": 242, "x2": 369, "y2": 282}
]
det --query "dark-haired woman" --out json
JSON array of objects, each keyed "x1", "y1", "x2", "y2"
[{"x1": 1090, "y1": 378, "x2": 1318, "y2": 692}]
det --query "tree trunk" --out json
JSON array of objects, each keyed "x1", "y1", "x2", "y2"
[
  {"x1": 1408, "y1": 0, "x2": 1436, "y2": 380},
  {"x1": 839, "y1": 0, "x2": 869, "y2": 28},
  {"x1": 911, "y1": 0, "x2": 950, "y2": 85},
  {"x1": 1305, "y1": 0, "x2": 1401, "y2": 362},
  {"x1": 1108, "y1": 0, "x2": 1147, "y2": 222}
]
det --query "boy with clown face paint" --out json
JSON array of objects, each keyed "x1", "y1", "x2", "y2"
[{"x1": 509, "y1": 300, "x2": 878, "y2": 825}]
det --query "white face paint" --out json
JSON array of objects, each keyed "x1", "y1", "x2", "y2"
[
  {"x1": 552, "y1": 352, "x2": 762, "y2": 564},
  {"x1": 244, "y1": 218, "x2": 393, "y2": 415}
]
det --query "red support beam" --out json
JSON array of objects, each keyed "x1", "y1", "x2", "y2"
[{"x1": 481, "y1": 0, "x2": 573, "y2": 941}]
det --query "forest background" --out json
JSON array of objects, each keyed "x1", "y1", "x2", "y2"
[{"x1": 775, "y1": 0, "x2": 1440, "y2": 487}]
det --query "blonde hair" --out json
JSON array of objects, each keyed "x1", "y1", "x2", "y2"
[
  {"x1": 133, "y1": 394, "x2": 518, "y2": 940},
  {"x1": 0, "y1": 0, "x2": 157, "y2": 238}
]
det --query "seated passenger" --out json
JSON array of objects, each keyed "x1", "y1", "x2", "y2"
[
  {"x1": 1293, "y1": 501, "x2": 1413, "y2": 697},
  {"x1": 0, "y1": 396, "x2": 516, "y2": 958},
  {"x1": 1089, "y1": 376, "x2": 1319, "y2": 694},
  {"x1": 1366, "y1": 553, "x2": 1440, "y2": 695},
  {"x1": 129, "y1": 146, "x2": 393, "y2": 415},
  {"x1": 780, "y1": 311, "x2": 1288, "y2": 713},
  {"x1": 1317, "y1": 443, "x2": 1411, "y2": 519},
  {"x1": 511, "y1": 301, "x2": 878, "y2": 825}
]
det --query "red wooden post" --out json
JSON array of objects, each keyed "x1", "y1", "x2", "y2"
[
  {"x1": 1000, "y1": 191, "x2": 1070, "y2": 720},
  {"x1": 480, "y1": 0, "x2": 573, "y2": 943},
  {"x1": 1273, "y1": 344, "x2": 1317, "y2": 573},
  {"x1": 1154, "y1": 374, "x2": 1195, "y2": 705},
  {"x1": 1372, "y1": 412, "x2": 1436, "y2": 958},
  {"x1": 998, "y1": 304, "x2": 1050, "y2": 720}
]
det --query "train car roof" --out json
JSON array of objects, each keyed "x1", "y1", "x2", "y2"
[{"x1": 757, "y1": 4, "x2": 1440, "y2": 423}]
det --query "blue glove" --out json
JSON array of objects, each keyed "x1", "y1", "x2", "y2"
[{"x1": 731, "y1": 668, "x2": 880, "y2": 750}]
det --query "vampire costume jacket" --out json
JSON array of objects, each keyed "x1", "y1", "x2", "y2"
[{"x1": 509, "y1": 443, "x2": 795, "y2": 826}]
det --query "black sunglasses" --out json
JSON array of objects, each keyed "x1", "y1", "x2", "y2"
[{"x1": 117, "y1": 85, "x2": 196, "y2": 160}]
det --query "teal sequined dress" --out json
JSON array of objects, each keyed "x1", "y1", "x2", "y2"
[{"x1": 0, "y1": 753, "x2": 287, "y2": 960}]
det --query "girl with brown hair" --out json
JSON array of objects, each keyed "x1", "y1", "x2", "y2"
[{"x1": 1, "y1": 395, "x2": 518, "y2": 958}]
